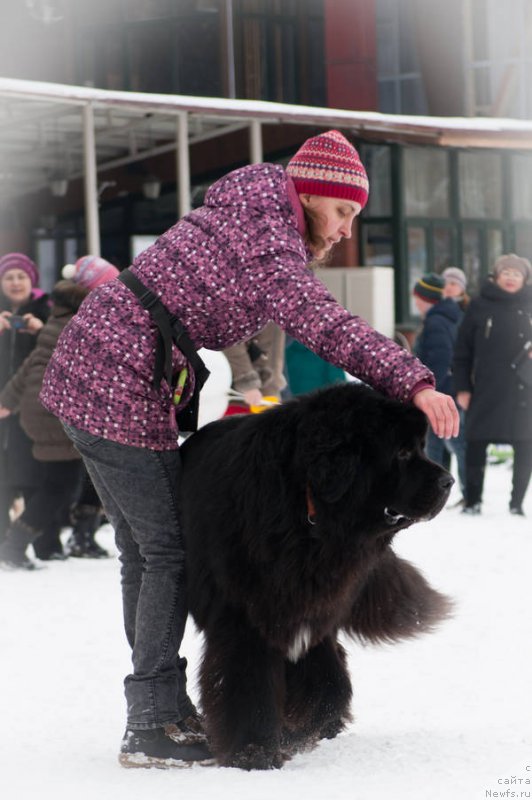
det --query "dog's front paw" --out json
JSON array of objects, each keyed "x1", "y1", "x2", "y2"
[
  {"x1": 319, "y1": 716, "x2": 348, "y2": 741},
  {"x1": 280, "y1": 728, "x2": 319, "y2": 756},
  {"x1": 225, "y1": 743, "x2": 287, "y2": 771}
]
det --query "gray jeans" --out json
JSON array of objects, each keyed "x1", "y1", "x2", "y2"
[{"x1": 63, "y1": 424, "x2": 192, "y2": 730}]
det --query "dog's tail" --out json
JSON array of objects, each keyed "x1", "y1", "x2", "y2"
[{"x1": 344, "y1": 550, "x2": 453, "y2": 645}]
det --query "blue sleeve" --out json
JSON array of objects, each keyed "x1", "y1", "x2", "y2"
[{"x1": 417, "y1": 316, "x2": 455, "y2": 390}]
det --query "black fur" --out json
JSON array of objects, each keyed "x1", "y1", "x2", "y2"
[{"x1": 180, "y1": 382, "x2": 453, "y2": 770}]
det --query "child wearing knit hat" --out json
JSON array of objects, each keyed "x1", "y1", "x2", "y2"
[
  {"x1": 413, "y1": 273, "x2": 445, "y2": 309},
  {"x1": 62, "y1": 255, "x2": 119, "y2": 290},
  {"x1": 412, "y1": 273, "x2": 467, "y2": 497},
  {"x1": 442, "y1": 267, "x2": 469, "y2": 310}
]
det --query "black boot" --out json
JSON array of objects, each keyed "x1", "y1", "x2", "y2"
[
  {"x1": 0, "y1": 519, "x2": 40, "y2": 570},
  {"x1": 119, "y1": 720, "x2": 213, "y2": 769},
  {"x1": 67, "y1": 505, "x2": 109, "y2": 558},
  {"x1": 32, "y1": 524, "x2": 67, "y2": 561}
]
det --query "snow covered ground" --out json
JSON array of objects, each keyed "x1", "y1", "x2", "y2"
[{"x1": 1, "y1": 458, "x2": 531, "y2": 800}]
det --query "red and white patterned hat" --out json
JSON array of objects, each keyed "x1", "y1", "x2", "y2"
[{"x1": 286, "y1": 129, "x2": 369, "y2": 209}]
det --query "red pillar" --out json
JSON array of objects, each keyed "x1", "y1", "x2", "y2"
[{"x1": 324, "y1": 0, "x2": 378, "y2": 111}]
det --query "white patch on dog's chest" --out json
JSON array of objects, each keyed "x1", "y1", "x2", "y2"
[{"x1": 286, "y1": 624, "x2": 312, "y2": 663}]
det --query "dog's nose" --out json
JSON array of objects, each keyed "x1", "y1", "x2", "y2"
[{"x1": 438, "y1": 473, "x2": 454, "y2": 490}]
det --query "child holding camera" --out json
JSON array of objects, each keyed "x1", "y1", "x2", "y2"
[{"x1": 0, "y1": 252, "x2": 49, "y2": 546}]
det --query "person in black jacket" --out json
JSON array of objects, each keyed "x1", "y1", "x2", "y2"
[
  {"x1": 0, "y1": 252, "x2": 49, "y2": 545},
  {"x1": 413, "y1": 274, "x2": 466, "y2": 497},
  {"x1": 453, "y1": 254, "x2": 532, "y2": 516}
]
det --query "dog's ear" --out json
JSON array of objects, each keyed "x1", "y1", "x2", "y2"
[{"x1": 307, "y1": 445, "x2": 361, "y2": 504}]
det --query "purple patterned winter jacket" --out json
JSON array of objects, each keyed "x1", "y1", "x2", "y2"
[{"x1": 40, "y1": 164, "x2": 434, "y2": 450}]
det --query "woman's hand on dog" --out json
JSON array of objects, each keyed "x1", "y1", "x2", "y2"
[{"x1": 412, "y1": 388, "x2": 460, "y2": 439}]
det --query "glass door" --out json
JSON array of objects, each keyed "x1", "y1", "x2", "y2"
[
  {"x1": 404, "y1": 221, "x2": 455, "y2": 319},
  {"x1": 460, "y1": 223, "x2": 505, "y2": 294}
]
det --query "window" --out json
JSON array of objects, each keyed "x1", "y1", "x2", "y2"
[
  {"x1": 433, "y1": 227, "x2": 454, "y2": 272},
  {"x1": 362, "y1": 224, "x2": 394, "y2": 267},
  {"x1": 458, "y1": 151, "x2": 502, "y2": 219},
  {"x1": 512, "y1": 154, "x2": 532, "y2": 220},
  {"x1": 233, "y1": 0, "x2": 325, "y2": 105},
  {"x1": 361, "y1": 145, "x2": 392, "y2": 217},
  {"x1": 404, "y1": 148, "x2": 450, "y2": 218},
  {"x1": 76, "y1": 1, "x2": 222, "y2": 96},
  {"x1": 466, "y1": 0, "x2": 532, "y2": 117},
  {"x1": 407, "y1": 226, "x2": 427, "y2": 316},
  {"x1": 461, "y1": 226, "x2": 482, "y2": 291},
  {"x1": 375, "y1": 0, "x2": 427, "y2": 114}
]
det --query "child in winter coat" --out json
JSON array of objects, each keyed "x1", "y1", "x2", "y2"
[
  {"x1": 442, "y1": 266, "x2": 470, "y2": 311},
  {"x1": 413, "y1": 273, "x2": 467, "y2": 497},
  {"x1": 0, "y1": 256, "x2": 119, "y2": 568},
  {"x1": 38, "y1": 130, "x2": 459, "y2": 769},
  {"x1": 0, "y1": 253, "x2": 49, "y2": 545}
]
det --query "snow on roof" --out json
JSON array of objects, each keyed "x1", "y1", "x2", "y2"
[{"x1": 2, "y1": 76, "x2": 532, "y2": 149}]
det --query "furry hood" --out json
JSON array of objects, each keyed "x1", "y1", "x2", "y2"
[{"x1": 51, "y1": 279, "x2": 90, "y2": 314}]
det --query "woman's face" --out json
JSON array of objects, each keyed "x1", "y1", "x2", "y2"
[
  {"x1": 442, "y1": 279, "x2": 463, "y2": 299},
  {"x1": 495, "y1": 268, "x2": 525, "y2": 294},
  {"x1": 1, "y1": 269, "x2": 32, "y2": 308},
  {"x1": 299, "y1": 194, "x2": 361, "y2": 257}
]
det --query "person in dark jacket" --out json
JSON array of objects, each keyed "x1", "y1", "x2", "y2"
[
  {"x1": 0, "y1": 256, "x2": 119, "y2": 568},
  {"x1": 413, "y1": 273, "x2": 467, "y2": 496},
  {"x1": 454, "y1": 253, "x2": 532, "y2": 515},
  {"x1": 39, "y1": 130, "x2": 459, "y2": 769},
  {"x1": 0, "y1": 252, "x2": 49, "y2": 545}
]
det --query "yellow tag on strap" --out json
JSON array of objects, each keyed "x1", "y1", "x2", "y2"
[{"x1": 249, "y1": 396, "x2": 280, "y2": 414}]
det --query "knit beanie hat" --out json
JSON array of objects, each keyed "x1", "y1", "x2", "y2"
[
  {"x1": 0, "y1": 252, "x2": 39, "y2": 287},
  {"x1": 442, "y1": 266, "x2": 467, "y2": 292},
  {"x1": 286, "y1": 130, "x2": 369, "y2": 209},
  {"x1": 62, "y1": 255, "x2": 119, "y2": 290},
  {"x1": 413, "y1": 273, "x2": 444, "y2": 304},
  {"x1": 492, "y1": 253, "x2": 532, "y2": 283}
]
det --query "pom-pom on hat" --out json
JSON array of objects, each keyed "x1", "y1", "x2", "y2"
[
  {"x1": 413, "y1": 273, "x2": 445, "y2": 304},
  {"x1": 442, "y1": 266, "x2": 467, "y2": 293},
  {"x1": 286, "y1": 129, "x2": 369, "y2": 209},
  {"x1": 62, "y1": 255, "x2": 119, "y2": 290},
  {"x1": 492, "y1": 253, "x2": 532, "y2": 283},
  {"x1": 0, "y1": 252, "x2": 39, "y2": 287}
]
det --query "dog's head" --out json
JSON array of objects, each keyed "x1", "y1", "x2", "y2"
[{"x1": 296, "y1": 383, "x2": 453, "y2": 534}]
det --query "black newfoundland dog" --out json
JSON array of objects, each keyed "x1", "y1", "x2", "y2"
[{"x1": 180, "y1": 382, "x2": 453, "y2": 770}]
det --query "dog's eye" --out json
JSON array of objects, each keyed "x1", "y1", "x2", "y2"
[{"x1": 397, "y1": 448, "x2": 412, "y2": 460}]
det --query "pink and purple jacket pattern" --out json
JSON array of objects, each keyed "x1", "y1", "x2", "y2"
[{"x1": 40, "y1": 164, "x2": 434, "y2": 450}]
